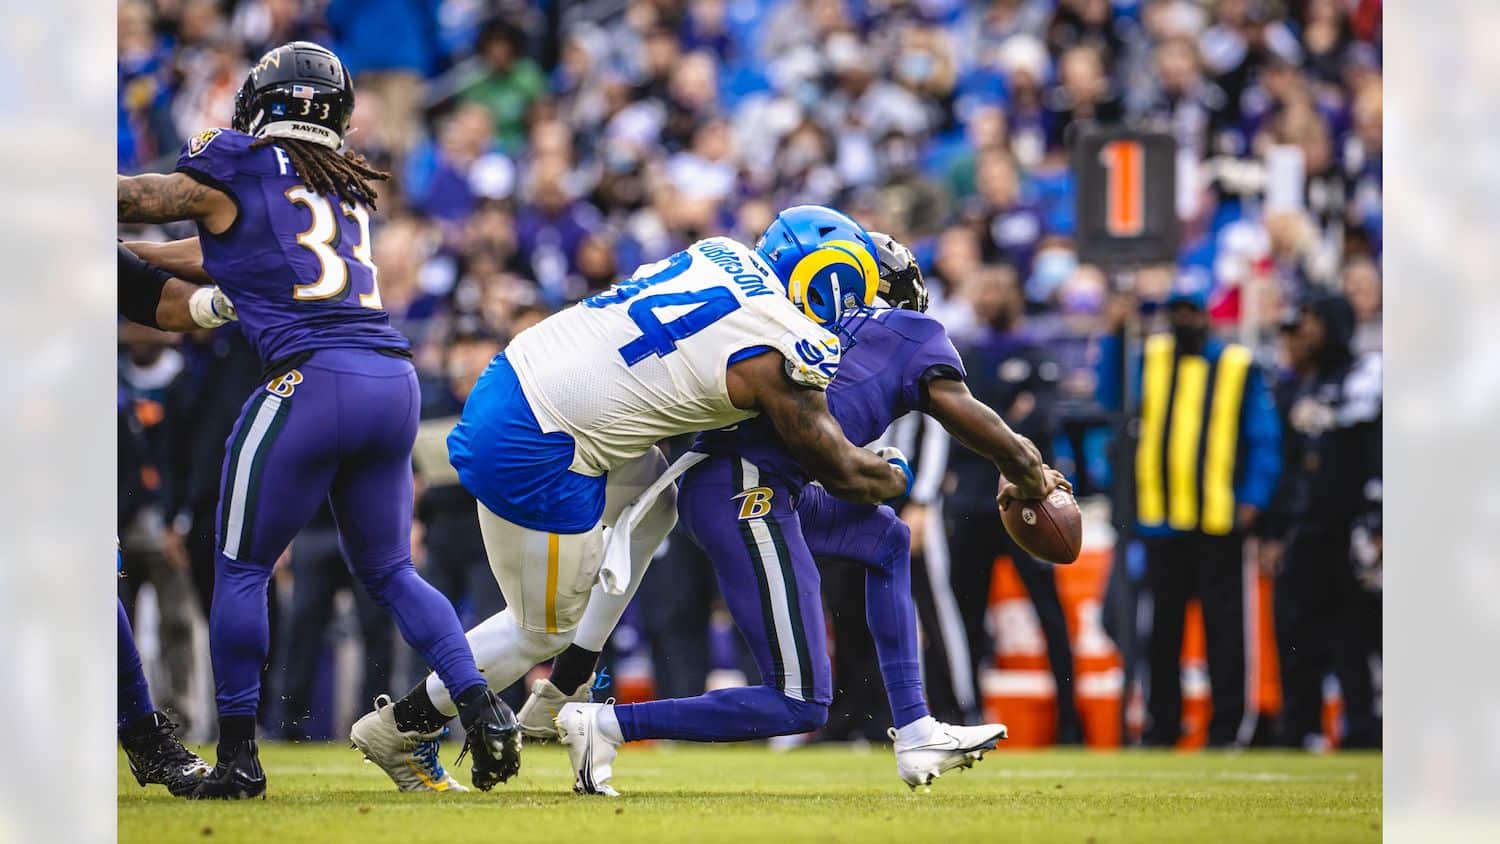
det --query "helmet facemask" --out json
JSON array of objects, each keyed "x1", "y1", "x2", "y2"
[
  {"x1": 869, "y1": 231, "x2": 930, "y2": 313},
  {"x1": 785, "y1": 242, "x2": 880, "y2": 351}
]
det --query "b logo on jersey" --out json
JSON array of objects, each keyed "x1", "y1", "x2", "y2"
[
  {"x1": 187, "y1": 128, "x2": 222, "y2": 157},
  {"x1": 734, "y1": 487, "x2": 774, "y2": 520},
  {"x1": 266, "y1": 369, "x2": 303, "y2": 397}
]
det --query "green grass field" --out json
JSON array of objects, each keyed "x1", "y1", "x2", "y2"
[{"x1": 119, "y1": 742, "x2": 1381, "y2": 843}]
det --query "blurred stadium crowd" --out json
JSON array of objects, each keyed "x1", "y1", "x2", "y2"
[{"x1": 118, "y1": 0, "x2": 1381, "y2": 749}]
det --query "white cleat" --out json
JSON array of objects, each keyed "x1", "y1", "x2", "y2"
[
  {"x1": 555, "y1": 702, "x2": 621, "y2": 797},
  {"x1": 890, "y1": 721, "x2": 1008, "y2": 791},
  {"x1": 517, "y1": 675, "x2": 594, "y2": 740},
  {"x1": 350, "y1": 694, "x2": 468, "y2": 793}
]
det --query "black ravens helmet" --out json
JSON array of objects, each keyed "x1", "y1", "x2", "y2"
[
  {"x1": 232, "y1": 41, "x2": 354, "y2": 150},
  {"x1": 869, "y1": 231, "x2": 929, "y2": 313}
]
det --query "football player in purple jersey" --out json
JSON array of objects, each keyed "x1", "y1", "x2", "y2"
[
  {"x1": 117, "y1": 41, "x2": 519, "y2": 798},
  {"x1": 533, "y1": 233, "x2": 1069, "y2": 794}
]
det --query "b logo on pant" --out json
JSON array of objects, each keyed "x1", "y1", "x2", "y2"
[
  {"x1": 733, "y1": 486, "x2": 774, "y2": 520},
  {"x1": 267, "y1": 369, "x2": 303, "y2": 397}
]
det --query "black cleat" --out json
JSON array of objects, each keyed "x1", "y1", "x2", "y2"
[
  {"x1": 456, "y1": 689, "x2": 522, "y2": 790},
  {"x1": 189, "y1": 740, "x2": 267, "y2": 800},
  {"x1": 120, "y1": 712, "x2": 212, "y2": 797}
]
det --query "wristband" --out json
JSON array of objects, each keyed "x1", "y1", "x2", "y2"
[{"x1": 886, "y1": 456, "x2": 914, "y2": 501}]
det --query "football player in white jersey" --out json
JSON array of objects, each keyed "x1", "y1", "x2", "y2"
[{"x1": 351, "y1": 206, "x2": 915, "y2": 791}]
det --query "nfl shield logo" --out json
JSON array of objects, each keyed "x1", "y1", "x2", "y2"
[{"x1": 291, "y1": 84, "x2": 315, "y2": 99}]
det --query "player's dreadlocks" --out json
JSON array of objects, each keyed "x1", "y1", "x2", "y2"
[{"x1": 251, "y1": 136, "x2": 391, "y2": 210}]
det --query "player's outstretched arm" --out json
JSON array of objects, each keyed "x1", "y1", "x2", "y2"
[
  {"x1": 727, "y1": 351, "x2": 909, "y2": 504},
  {"x1": 118, "y1": 173, "x2": 236, "y2": 234},
  {"x1": 924, "y1": 376, "x2": 1065, "y2": 501},
  {"x1": 118, "y1": 242, "x2": 235, "y2": 332},
  {"x1": 122, "y1": 237, "x2": 211, "y2": 285}
]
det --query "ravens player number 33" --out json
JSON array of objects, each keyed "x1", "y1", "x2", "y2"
[{"x1": 118, "y1": 40, "x2": 521, "y2": 800}]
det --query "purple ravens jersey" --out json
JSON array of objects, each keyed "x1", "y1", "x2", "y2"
[
  {"x1": 174, "y1": 128, "x2": 408, "y2": 364},
  {"x1": 694, "y1": 308, "x2": 965, "y2": 485}
]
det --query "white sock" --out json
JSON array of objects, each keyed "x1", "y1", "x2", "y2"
[
  {"x1": 895, "y1": 716, "x2": 937, "y2": 745},
  {"x1": 595, "y1": 704, "x2": 624, "y2": 744}
]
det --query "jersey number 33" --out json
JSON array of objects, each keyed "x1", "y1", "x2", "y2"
[{"x1": 286, "y1": 187, "x2": 384, "y2": 309}]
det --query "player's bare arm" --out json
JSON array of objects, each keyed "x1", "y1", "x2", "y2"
[
  {"x1": 122, "y1": 237, "x2": 211, "y2": 285},
  {"x1": 923, "y1": 376, "x2": 1066, "y2": 503},
  {"x1": 118, "y1": 242, "x2": 235, "y2": 332},
  {"x1": 117, "y1": 173, "x2": 237, "y2": 234},
  {"x1": 726, "y1": 350, "x2": 908, "y2": 504},
  {"x1": 152, "y1": 278, "x2": 218, "y2": 332}
]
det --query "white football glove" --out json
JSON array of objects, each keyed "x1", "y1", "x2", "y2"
[{"x1": 188, "y1": 286, "x2": 238, "y2": 328}]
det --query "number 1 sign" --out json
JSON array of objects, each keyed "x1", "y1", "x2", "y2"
[{"x1": 1072, "y1": 128, "x2": 1179, "y2": 267}]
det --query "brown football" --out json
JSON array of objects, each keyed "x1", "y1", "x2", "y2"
[{"x1": 999, "y1": 485, "x2": 1083, "y2": 564}]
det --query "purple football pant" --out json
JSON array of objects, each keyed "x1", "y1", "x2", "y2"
[
  {"x1": 118, "y1": 597, "x2": 155, "y2": 729},
  {"x1": 613, "y1": 455, "x2": 928, "y2": 743},
  {"x1": 208, "y1": 350, "x2": 484, "y2": 719}
]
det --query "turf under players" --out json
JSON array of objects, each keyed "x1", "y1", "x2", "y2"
[
  {"x1": 116, "y1": 41, "x2": 519, "y2": 798},
  {"x1": 350, "y1": 207, "x2": 916, "y2": 790},
  {"x1": 543, "y1": 232, "x2": 1068, "y2": 794}
]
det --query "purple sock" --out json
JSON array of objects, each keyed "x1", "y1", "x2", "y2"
[
  {"x1": 209, "y1": 554, "x2": 273, "y2": 717},
  {"x1": 865, "y1": 527, "x2": 930, "y2": 728},
  {"x1": 118, "y1": 598, "x2": 155, "y2": 729},
  {"x1": 357, "y1": 561, "x2": 486, "y2": 702},
  {"x1": 615, "y1": 686, "x2": 828, "y2": 742}
]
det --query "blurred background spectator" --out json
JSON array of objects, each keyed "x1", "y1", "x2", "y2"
[
  {"x1": 119, "y1": 0, "x2": 1380, "y2": 751},
  {"x1": 1262, "y1": 292, "x2": 1381, "y2": 751}
]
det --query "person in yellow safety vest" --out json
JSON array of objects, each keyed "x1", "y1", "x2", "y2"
[{"x1": 1098, "y1": 285, "x2": 1281, "y2": 747}]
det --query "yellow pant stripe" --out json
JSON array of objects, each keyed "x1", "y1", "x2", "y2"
[
  {"x1": 1135, "y1": 335, "x2": 1173, "y2": 526},
  {"x1": 1202, "y1": 345, "x2": 1252, "y2": 535},
  {"x1": 544, "y1": 532, "x2": 560, "y2": 634},
  {"x1": 1167, "y1": 355, "x2": 1209, "y2": 530}
]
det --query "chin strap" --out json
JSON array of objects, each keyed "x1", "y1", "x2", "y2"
[{"x1": 256, "y1": 120, "x2": 342, "y2": 150}]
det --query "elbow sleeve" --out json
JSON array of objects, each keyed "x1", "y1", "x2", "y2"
[{"x1": 118, "y1": 243, "x2": 172, "y2": 329}]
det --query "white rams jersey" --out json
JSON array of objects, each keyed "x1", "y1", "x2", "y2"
[{"x1": 506, "y1": 237, "x2": 842, "y2": 476}]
